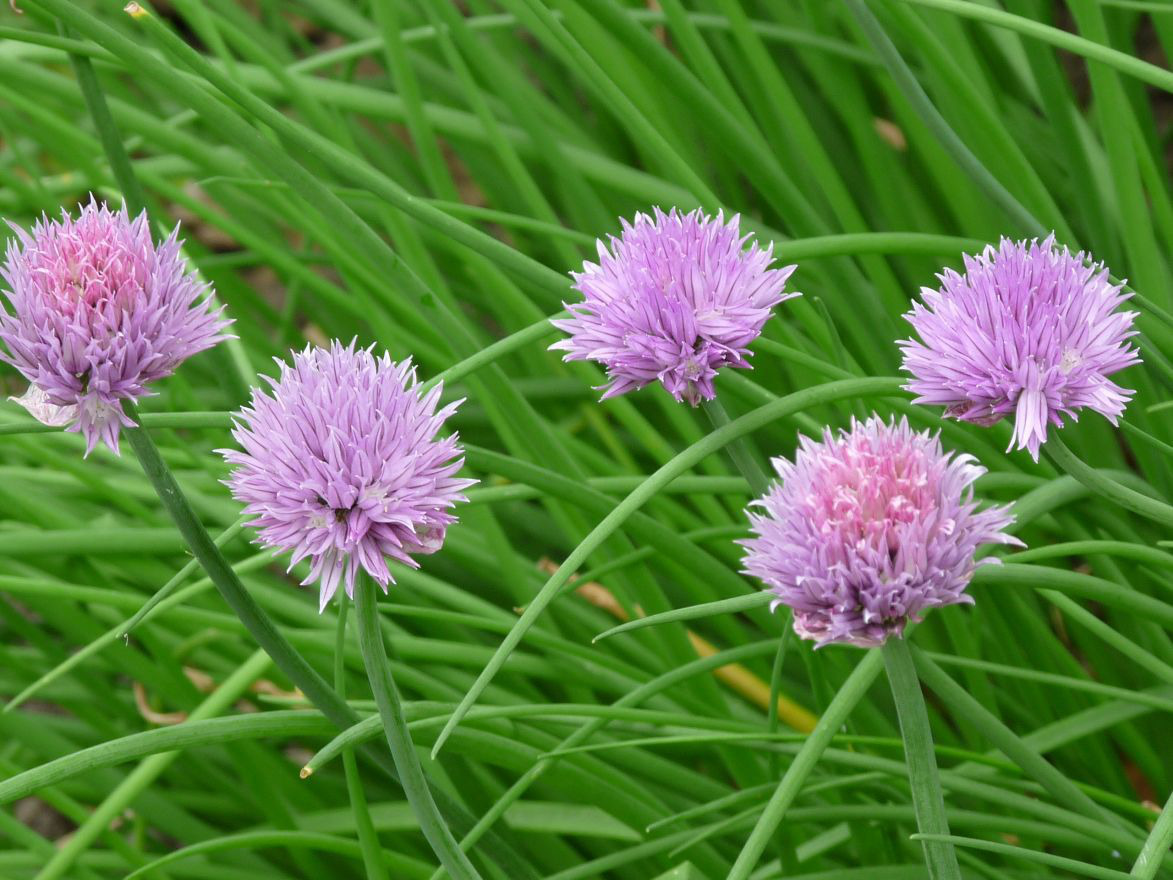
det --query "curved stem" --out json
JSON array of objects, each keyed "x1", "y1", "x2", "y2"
[
  {"x1": 1047, "y1": 434, "x2": 1173, "y2": 529},
  {"x1": 889, "y1": 0, "x2": 1173, "y2": 93},
  {"x1": 883, "y1": 637, "x2": 962, "y2": 880},
  {"x1": 355, "y1": 575, "x2": 481, "y2": 880},
  {"x1": 120, "y1": 403, "x2": 524, "y2": 875},
  {"x1": 701, "y1": 397, "x2": 770, "y2": 496},
  {"x1": 431, "y1": 377, "x2": 903, "y2": 759}
]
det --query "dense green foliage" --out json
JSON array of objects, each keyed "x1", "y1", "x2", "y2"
[{"x1": 0, "y1": 1, "x2": 1170, "y2": 878}]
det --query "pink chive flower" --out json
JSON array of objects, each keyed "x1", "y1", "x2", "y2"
[
  {"x1": 222, "y1": 342, "x2": 474, "y2": 611},
  {"x1": 0, "y1": 199, "x2": 231, "y2": 455},
  {"x1": 741, "y1": 416, "x2": 1019, "y2": 648},
  {"x1": 900, "y1": 235, "x2": 1140, "y2": 461},
  {"x1": 551, "y1": 207, "x2": 798, "y2": 405}
]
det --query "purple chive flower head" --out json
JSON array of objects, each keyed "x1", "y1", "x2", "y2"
[
  {"x1": 0, "y1": 199, "x2": 231, "y2": 455},
  {"x1": 551, "y1": 207, "x2": 798, "y2": 405},
  {"x1": 900, "y1": 235, "x2": 1140, "y2": 461},
  {"x1": 222, "y1": 342, "x2": 474, "y2": 611},
  {"x1": 741, "y1": 416, "x2": 1019, "y2": 648}
]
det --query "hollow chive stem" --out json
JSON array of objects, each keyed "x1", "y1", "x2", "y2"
[
  {"x1": 1047, "y1": 434, "x2": 1173, "y2": 529},
  {"x1": 122, "y1": 401, "x2": 362, "y2": 732},
  {"x1": 355, "y1": 574, "x2": 482, "y2": 880},
  {"x1": 334, "y1": 601, "x2": 387, "y2": 880},
  {"x1": 883, "y1": 636, "x2": 962, "y2": 880},
  {"x1": 121, "y1": 402, "x2": 507, "y2": 876},
  {"x1": 702, "y1": 397, "x2": 771, "y2": 496}
]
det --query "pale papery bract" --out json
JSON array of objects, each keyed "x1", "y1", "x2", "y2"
[
  {"x1": 0, "y1": 199, "x2": 231, "y2": 455},
  {"x1": 222, "y1": 342, "x2": 474, "y2": 611},
  {"x1": 551, "y1": 207, "x2": 798, "y2": 405},
  {"x1": 900, "y1": 235, "x2": 1140, "y2": 461},
  {"x1": 741, "y1": 416, "x2": 1020, "y2": 648}
]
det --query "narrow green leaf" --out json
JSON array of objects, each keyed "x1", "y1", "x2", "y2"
[
  {"x1": 891, "y1": 0, "x2": 1173, "y2": 92},
  {"x1": 593, "y1": 594, "x2": 772, "y2": 643},
  {"x1": 1130, "y1": 789, "x2": 1173, "y2": 879},
  {"x1": 911, "y1": 649, "x2": 1114, "y2": 826},
  {"x1": 910, "y1": 834, "x2": 1132, "y2": 880}
]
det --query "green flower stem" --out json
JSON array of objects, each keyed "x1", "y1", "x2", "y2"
[
  {"x1": 701, "y1": 396, "x2": 770, "y2": 496},
  {"x1": 883, "y1": 637, "x2": 962, "y2": 880},
  {"x1": 354, "y1": 575, "x2": 481, "y2": 880},
  {"x1": 335, "y1": 601, "x2": 387, "y2": 880},
  {"x1": 120, "y1": 402, "x2": 517, "y2": 876},
  {"x1": 1047, "y1": 434, "x2": 1173, "y2": 529}
]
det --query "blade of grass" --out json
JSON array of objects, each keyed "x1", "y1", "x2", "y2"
[
  {"x1": 910, "y1": 648, "x2": 1114, "y2": 826},
  {"x1": 3, "y1": 517, "x2": 249, "y2": 713},
  {"x1": 593, "y1": 594, "x2": 773, "y2": 643},
  {"x1": 845, "y1": 0, "x2": 1045, "y2": 237},
  {"x1": 1046, "y1": 434, "x2": 1173, "y2": 529},
  {"x1": 910, "y1": 834, "x2": 1132, "y2": 880},
  {"x1": 1130, "y1": 789, "x2": 1173, "y2": 879},
  {"x1": 335, "y1": 599, "x2": 387, "y2": 880},
  {"x1": 124, "y1": 831, "x2": 431, "y2": 880},
  {"x1": 972, "y1": 563, "x2": 1173, "y2": 628}
]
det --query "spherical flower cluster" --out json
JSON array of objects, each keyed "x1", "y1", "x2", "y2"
[
  {"x1": 0, "y1": 200, "x2": 231, "y2": 455},
  {"x1": 900, "y1": 235, "x2": 1140, "y2": 461},
  {"x1": 741, "y1": 416, "x2": 1019, "y2": 647},
  {"x1": 222, "y1": 342, "x2": 474, "y2": 611},
  {"x1": 551, "y1": 207, "x2": 798, "y2": 405}
]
